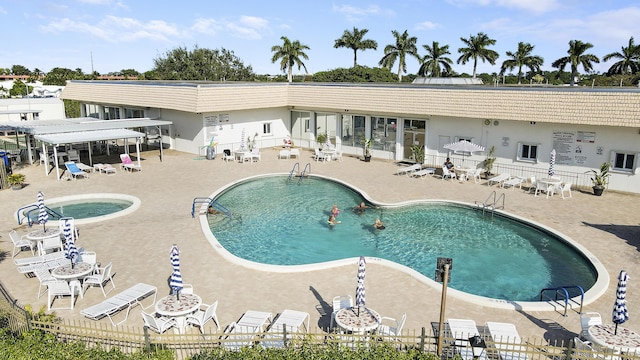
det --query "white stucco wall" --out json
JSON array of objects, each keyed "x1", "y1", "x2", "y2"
[{"x1": 0, "y1": 98, "x2": 65, "y2": 121}]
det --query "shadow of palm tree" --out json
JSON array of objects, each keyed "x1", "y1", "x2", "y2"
[
  {"x1": 0, "y1": 250, "x2": 8, "y2": 264},
  {"x1": 582, "y1": 222, "x2": 640, "y2": 250},
  {"x1": 309, "y1": 285, "x2": 332, "y2": 330}
]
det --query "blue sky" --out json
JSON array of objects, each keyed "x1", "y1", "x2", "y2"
[{"x1": 2, "y1": 0, "x2": 640, "y2": 77}]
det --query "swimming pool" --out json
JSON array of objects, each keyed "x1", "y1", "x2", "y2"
[
  {"x1": 18, "y1": 193, "x2": 140, "y2": 225},
  {"x1": 203, "y1": 175, "x2": 604, "y2": 307}
]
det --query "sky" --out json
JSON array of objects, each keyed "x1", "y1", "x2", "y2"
[{"x1": 2, "y1": 0, "x2": 640, "y2": 77}]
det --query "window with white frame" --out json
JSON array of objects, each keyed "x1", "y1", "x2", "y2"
[
  {"x1": 611, "y1": 151, "x2": 636, "y2": 173},
  {"x1": 263, "y1": 122, "x2": 272, "y2": 135},
  {"x1": 454, "y1": 136, "x2": 474, "y2": 143},
  {"x1": 517, "y1": 142, "x2": 539, "y2": 162}
]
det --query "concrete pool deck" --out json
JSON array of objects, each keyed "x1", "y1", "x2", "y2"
[{"x1": 1, "y1": 148, "x2": 638, "y2": 343}]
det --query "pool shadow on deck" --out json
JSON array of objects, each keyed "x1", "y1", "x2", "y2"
[
  {"x1": 582, "y1": 222, "x2": 640, "y2": 251},
  {"x1": 309, "y1": 286, "x2": 332, "y2": 330},
  {"x1": 516, "y1": 309, "x2": 577, "y2": 344}
]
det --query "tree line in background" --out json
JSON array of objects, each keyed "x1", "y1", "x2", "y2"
[{"x1": 2, "y1": 29, "x2": 640, "y2": 87}]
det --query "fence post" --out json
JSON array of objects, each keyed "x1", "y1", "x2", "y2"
[
  {"x1": 143, "y1": 326, "x2": 151, "y2": 353},
  {"x1": 283, "y1": 324, "x2": 288, "y2": 347},
  {"x1": 419, "y1": 327, "x2": 426, "y2": 352}
]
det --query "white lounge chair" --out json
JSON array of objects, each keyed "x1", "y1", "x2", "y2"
[
  {"x1": 222, "y1": 310, "x2": 272, "y2": 350},
  {"x1": 485, "y1": 321, "x2": 529, "y2": 360},
  {"x1": 330, "y1": 295, "x2": 353, "y2": 331},
  {"x1": 289, "y1": 148, "x2": 300, "y2": 158},
  {"x1": 80, "y1": 283, "x2": 157, "y2": 326},
  {"x1": 141, "y1": 310, "x2": 176, "y2": 334},
  {"x1": 9, "y1": 230, "x2": 35, "y2": 258},
  {"x1": 278, "y1": 149, "x2": 290, "y2": 159},
  {"x1": 14, "y1": 250, "x2": 66, "y2": 267},
  {"x1": 396, "y1": 163, "x2": 422, "y2": 176},
  {"x1": 262, "y1": 309, "x2": 310, "y2": 348},
  {"x1": 502, "y1": 177, "x2": 524, "y2": 190},
  {"x1": 447, "y1": 318, "x2": 487, "y2": 360},
  {"x1": 119, "y1": 153, "x2": 142, "y2": 172},
  {"x1": 75, "y1": 162, "x2": 94, "y2": 173},
  {"x1": 64, "y1": 161, "x2": 89, "y2": 179},
  {"x1": 83, "y1": 262, "x2": 115, "y2": 297},
  {"x1": 487, "y1": 173, "x2": 510, "y2": 186},
  {"x1": 186, "y1": 300, "x2": 220, "y2": 334},
  {"x1": 17, "y1": 257, "x2": 70, "y2": 274},
  {"x1": 412, "y1": 168, "x2": 436, "y2": 178}
]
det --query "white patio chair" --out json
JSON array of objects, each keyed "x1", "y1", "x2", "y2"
[
  {"x1": 580, "y1": 312, "x2": 602, "y2": 340},
  {"x1": 78, "y1": 251, "x2": 98, "y2": 273},
  {"x1": 83, "y1": 262, "x2": 115, "y2": 297},
  {"x1": 248, "y1": 147, "x2": 261, "y2": 162},
  {"x1": 314, "y1": 149, "x2": 327, "y2": 162},
  {"x1": 59, "y1": 217, "x2": 79, "y2": 242},
  {"x1": 470, "y1": 168, "x2": 483, "y2": 183},
  {"x1": 47, "y1": 280, "x2": 78, "y2": 310},
  {"x1": 34, "y1": 268, "x2": 57, "y2": 299},
  {"x1": 9, "y1": 230, "x2": 35, "y2": 258},
  {"x1": 332, "y1": 150, "x2": 343, "y2": 162},
  {"x1": 441, "y1": 166, "x2": 457, "y2": 181},
  {"x1": 141, "y1": 310, "x2": 177, "y2": 334},
  {"x1": 330, "y1": 295, "x2": 353, "y2": 331},
  {"x1": 186, "y1": 300, "x2": 220, "y2": 334},
  {"x1": 67, "y1": 149, "x2": 80, "y2": 162},
  {"x1": 535, "y1": 181, "x2": 555, "y2": 198},
  {"x1": 181, "y1": 283, "x2": 194, "y2": 295},
  {"x1": 378, "y1": 312, "x2": 406, "y2": 340},
  {"x1": 222, "y1": 149, "x2": 235, "y2": 163},
  {"x1": 561, "y1": 182, "x2": 573, "y2": 199},
  {"x1": 527, "y1": 176, "x2": 537, "y2": 193},
  {"x1": 39, "y1": 235, "x2": 63, "y2": 256}
]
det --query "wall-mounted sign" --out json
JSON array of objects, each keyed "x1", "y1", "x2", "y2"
[{"x1": 576, "y1": 131, "x2": 596, "y2": 143}]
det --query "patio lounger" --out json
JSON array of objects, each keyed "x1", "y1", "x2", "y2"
[
  {"x1": 75, "y1": 162, "x2": 94, "y2": 173},
  {"x1": 447, "y1": 318, "x2": 487, "y2": 360},
  {"x1": 485, "y1": 321, "x2": 529, "y2": 360},
  {"x1": 64, "y1": 161, "x2": 89, "y2": 179},
  {"x1": 262, "y1": 309, "x2": 310, "y2": 348},
  {"x1": 487, "y1": 173, "x2": 510, "y2": 187},
  {"x1": 120, "y1": 154, "x2": 142, "y2": 172},
  {"x1": 80, "y1": 283, "x2": 157, "y2": 326},
  {"x1": 502, "y1": 177, "x2": 524, "y2": 190},
  {"x1": 396, "y1": 163, "x2": 422, "y2": 176},
  {"x1": 411, "y1": 168, "x2": 436, "y2": 178},
  {"x1": 222, "y1": 310, "x2": 272, "y2": 350},
  {"x1": 14, "y1": 251, "x2": 66, "y2": 267},
  {"x1": 289, "y1": 148, "x2": 300, "y2": 158},
  {"x1": 17, "y1": 258, "x2": 71, "y2": 274}
]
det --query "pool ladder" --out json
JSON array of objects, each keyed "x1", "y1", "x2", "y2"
[
  {"x1": 16, "y1": 204, "x2": 63, "y2": 227},
  {"x1": 288, "y1": 163, "x2": 311, "y2": 184},
  {"x1": 191, "y1": 197, "x2": 232, "y2": 219},
  {"x1": 474, "y1": 191, "x2": 505, "y2": 217},
  {"x1": 539, "y1": 285, "x2": 584, "y2": 316}
]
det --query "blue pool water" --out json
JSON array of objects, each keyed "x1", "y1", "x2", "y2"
[
  {"x1": 210, "y1": 176, "x2": 596, "y2": 301},
  {"x1": 28, "y1": 200, "x2": 132, "y2": 222}
]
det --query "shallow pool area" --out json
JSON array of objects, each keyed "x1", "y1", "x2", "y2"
[
  {"x1": 18, "y1": 193, "x2": 140, "y2": 225},
  {"x1": 204, "y1": 175, "x2": 600, "y2": 304}
]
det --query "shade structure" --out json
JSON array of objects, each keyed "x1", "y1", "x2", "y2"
[
  {"x1": 549, "y1": 149, "x2": 556, "y2": 177},
  {"x1": 63, "y1": 218, "x2": 78, "y2": 265},
  {"x1": 169, "y1": 244, "x2": 183, "y2": 296},
  {"x1": 613, "y1": 270, "x2": 629, "y2": 334},
  {"x1": 444, "y1": 140, "x2": 485, "y2": 163},
  {"x1": 37, "y1": 191, "x2": 49, "y2": 231},
  {"x1": 356, "y1": 256, "x2": 366, "y2": 313},
  {"x1": 240, "y1": 128, "x2": 246, "y2": 151}
]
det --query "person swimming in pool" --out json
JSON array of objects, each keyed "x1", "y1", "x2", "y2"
[
  {"x1": 374, "y1": 218, "x2": 385, "y2": 230},
  {"x1": 328, "y1": 214, "x2": 340, "y2": 225},
  {"x1": 331, "y1": 204, "x2": 340, "y2": 217},
  {"x1": 354, "y1": 201, "x2": 368, "y2": 214}
]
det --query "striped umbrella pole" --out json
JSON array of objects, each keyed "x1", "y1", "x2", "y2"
[
  {"x1": 548, "y1": 149, "x2": 556, "y2": 177},
  {"x1": 169, "y1": 244, "x2": 183, "y2": 299},
  {"x1": 37, "y1": 191, "x2": 49, "y2": 232},
  {"x1": 356, "y1": 256, "x2": 366, "y2": 316},
  {"x1": 613, "y1": 270, "x2": 629, "y2": 335},
  {"x1": 63, "y1": 218, "x2": 78, "y2": 268}
]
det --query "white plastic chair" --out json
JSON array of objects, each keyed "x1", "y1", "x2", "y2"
[
  {"x1": 39, "y1": 235, "x2": 63, "y2": 256},
  {"x1": 83, "y1": 262, "x2": 115, "y2": 297},
  {"x1": 186, "y1": 300, "x2": 220, "y2": 334},
  {"x1": 314, "y1": 149, "x2": 327, "y2": 162},
  {"x1": 561, "y1": 182, "x2": 573, "y2": 199},
  {"x1": 249, "y1": 147, "x2": 261, "y2": 162},
  {"x1": 378, "y1": 312, "x2": 406, "y2": 340},
  {"x1": 471, "y1": 168, "x2": 482, "y2": 183},
  {"x1": 527, "y1": 176, "x2": 537, "y2": 193},
  {"x1": 580, "y1": 312, "x2": 602, "y2": 340},
  {"x1": 9, "y1": 230, "x2": 35, "y2": 258},
  {"x1": 535, "y1": 181, "x2": 554, "y2": 198},
  {"x1": 141, "y1": 310, "x2": 176, "y2": 334},
  {"x1": 181, "y1": 283, "x2": 194, "y2": 295},
  {"x1": 330, "y1": 295, "x2": 353, "y2": 331},
  {"x1": 222, "y1": 149, "x2": 235, "y2": 163},
  {"x1": 47, "y1": 280, "x2": 78, "y2": 310},
  {"x1": 67, "y1": 149, "x2": 80, "y2": 162},
  {"x1": 441, "y1": 167, "x2": 457, "y2": 181},
  {"x1": 34, "y1": 268, "x2": 57, "y2": 299}
]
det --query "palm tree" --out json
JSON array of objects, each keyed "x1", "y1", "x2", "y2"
[
  {"x1": 499, "y1": 42, "x2": 544, "y2": 84},
  {"x1": 271, "y1": 36, "x2": 311, "y2": 83},
  {"x1": 551, "y1": 40, "x2": 600, "y2": 86},
  {"x1": 603, "y1": 37, "x2": 640, "y2": 75},
  {"x1": 378, "y1": 30, "x2": 420, "y2": 82},
  {"x1": 457, "y1": 32, "x2": 499, "y2": 79},
  {"x1": 418, "y1": 41, "x2": 453, "y2": 77},
  {"x1": 334, "y1": 27, "x2": 378, "y2": 68}
]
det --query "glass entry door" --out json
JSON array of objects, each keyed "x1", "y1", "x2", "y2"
[{"x1": 403, "y1": 119, "x2": 426, "y2": 161}]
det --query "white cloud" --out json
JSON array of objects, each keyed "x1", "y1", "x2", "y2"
[
  {"x1": 41, "y1": 16, "x2": 180, "y2": 43},
  {"x1": 415, "y1": 21, "x2": 438, "y2": 31},
  {"x1": 446, "y1": 0, "x2": 559, "y2": 14},
  {"x1": 332, "y1": 4, "x2": 394, "y2": 22},
  {"x1": 191, "y1": 18, "x2": 222, "y2": 35},
  {"x1": 77, "y1": 0, "x2": 112, "y2": 4}
]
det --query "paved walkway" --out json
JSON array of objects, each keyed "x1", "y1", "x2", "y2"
[{"x1": 1, "y1": 148, "x2": 638, "y2": 343}]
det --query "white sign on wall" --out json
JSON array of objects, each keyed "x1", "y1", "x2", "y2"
[{"x1": 552, "y1": 131, "x2": 575, "y2": 165}]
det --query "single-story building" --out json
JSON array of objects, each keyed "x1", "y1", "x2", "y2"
[{"x1": 59, "y1": 81, "x2": 640, "y2": 193}]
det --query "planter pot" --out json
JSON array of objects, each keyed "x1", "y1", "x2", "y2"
[
  {"x1": 364, "y1": 155, "x2": 371, "y2": 162},
  {"x1": 11, "y1": 184, "x2": 23, "y2": 190},
  {"x1": 592, "y1": 186, "x2": 604, "y2": 196}
]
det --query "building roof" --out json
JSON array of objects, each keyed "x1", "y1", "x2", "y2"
[
  {"x1": 0, "y1": 117, "x2": 172, "y2": 134},
  {"x1": 411, "y1": 77, "x2": 484, "y2": 85},
  {"x1": 34, "y1": 128, "x2": 144, "y2": 145}
]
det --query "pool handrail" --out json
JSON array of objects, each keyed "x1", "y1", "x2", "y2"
[
  {"x1": 288, "y1": 163, "x2": 299, "y2": 182},
  {"x1": 299, "y1": 163, "x2": 311, "y2": 183},
  {"x1": 209, "y1": 200, "x2": 232, "y2": 218},
  {"x1": 19, "y1": 205, "x2": 64, "y2": 227},
  {"x1": 191, "y1": 197, "x2": 232, "y2": 219},
  {"x1": 539, "y1": 285, "x2": 584, "y2": 316}
]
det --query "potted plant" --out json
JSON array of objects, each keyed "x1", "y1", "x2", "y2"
[
  {"x1": 482, "y1": 145, "x2": 496, "y2": 178},
  {"x1": 316, "y1": 133, "x2": 328, "y2": 149},
  {"x1": 361, "y1": 136, "x2": 373, "y2": 162},
  {"x1": 586, "y1": 162, "x2": 610, "y2": 196},
  {"x1": 410, "y1": 144, "x2": 425, "y2": 164},
  {"x1": 7, "y1": 173, "x2": 25, "y2": 190}
]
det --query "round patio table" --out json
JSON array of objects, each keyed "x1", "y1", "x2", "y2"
[
  {"x1": 52, "y1": 262, "x2": 94, "y2": 281},
  {"x1": 155, "y1": 293, "x2": 202, "y2": 334},
  {"x1": 334, "y1": 306, "x2": 381, "y2": 334},
  {"x1": 588, "y1": 324, "x2": 640, "y2": 353}
]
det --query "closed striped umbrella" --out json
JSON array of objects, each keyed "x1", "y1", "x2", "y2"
[
  {"x1": 613, "y1": 270, "x2": 629, "y2": 335},
  {"x1": 356, "y1": 256, "x2": 366, "y2": 315},
  {"x1": 169, "y1": 244, "x2": 183, "y2": 298},
  {"x1": 37, "y1": 191, "x2": 48, "y2": 231},
  {"x1": 63, "y1": 218, "x2": 78, "y2": 267},
  {"x1": 548, "y1": 149, "x2": 556, "y2": 177}
]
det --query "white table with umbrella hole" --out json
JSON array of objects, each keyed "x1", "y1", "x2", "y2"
[
  {"x1": 334, "y1": 306, "x2": 380, "y2": 334},
  {"x1": 26, "y1": 228, "x2": 61, "y2": 255},
  {"x1": 155, "y1": 293, "x2": 202, "y2": 334},
  {"x1": 587, "y1": 324, "x2": 640, "y2": 353}
]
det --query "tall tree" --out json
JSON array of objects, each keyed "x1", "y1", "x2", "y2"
[
  {"x1": 418, "y1": 41, "x2": 453, "y2": 77},
  {"x1": 334, "y1": 27, "x2": 378, "y2": 68},
  {"x1": 379, "y1": 30, "x2": 420, "y2": 82},
  {"x1": 153, "y1": 46, "x2": 254, "y2": 81},
  {"x1": 11, "y1": 65, "x2": 31, "y2": 76},
  {"x1": 457, "y1": 32, "x2": 499, "y2": 78},
  {"x1": 271, "y1": 36, "x2": 311, "y2": 83},
  {"x1": 551, "y1": 40, "x2": 600, "y2": 86},
  {"x1": 603, "y1": 36, "x2": 640, "y2": 75},
  {"x1": 499, "y1": 42, "x2": 544, "y2": 84}
]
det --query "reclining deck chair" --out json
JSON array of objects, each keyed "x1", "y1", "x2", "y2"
[
  {"x1": 64, "y1": 161, "x2": 89, "y2": 180},
  {"x1": 119, "y1": 154, "x2": 142, "y2": 172},
  {"x1": 447, "y1": 318, "x2": 487, "y2": 360},
  {"x1": 262, "y1": 309, "x2": 310, "y2": 348},
  {"x1": 485, "y1": 321, "x2": 529, "y2": 360}
]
